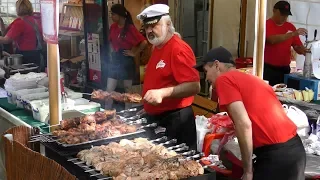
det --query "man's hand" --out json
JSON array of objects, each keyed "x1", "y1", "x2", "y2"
[
  {"x1": 143, "y1": 89, "x2": 165, "y2": 106},
  {"x1": 123, "y1": 50, "x2": 135, "y2": 57},
  {"x1": 293, "y1": 28, "x2": 307, "y2": 36},
  {"x1": 242, "y1": 172, "x2": 253, "y2": 180},
  {"x1": 3, "y1": 51, "x2": 10, "y2": 56}
]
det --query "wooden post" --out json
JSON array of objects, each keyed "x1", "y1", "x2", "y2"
[
  {"x1": 48, "y1": 44, "x2": 61, "y2": 132},
  {"x1": 239, "y1": 0, "x2": 247, "y2": 58},
  {"x1": 253, "y1": 0, "x2": 267, "y2": 78}
]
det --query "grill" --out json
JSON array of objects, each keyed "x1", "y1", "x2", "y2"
[
  {"x1": 41, "y1": 128, "x2": 217, "y2": 179},
  {"x1": 35, "y1": 107, "x2": 217, "y2": 179}
]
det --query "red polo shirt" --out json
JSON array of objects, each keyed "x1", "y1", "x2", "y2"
[
  {"x1": 109, "y1": 23, "x2": 145, "y2": 52},
  {"x1": 6, "y1": 16, "x2": 42, "y2": 51},
  {"x1": 264, "y1": 19, "x2": 303, "y2": 67},
  {"x1": 143, "y1": 35, "x2": 200, "y2": 115},
  {"x1": 215, "y1": 70, "x2": 297, "y2": 148}
]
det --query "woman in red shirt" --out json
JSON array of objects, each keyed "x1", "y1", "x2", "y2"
[
  {"x1": 106, "y1": 4, "x2": 147, "y2": 109},
  {"x1": 0, "y1": 0, "x2": 44, "y2": 70}
]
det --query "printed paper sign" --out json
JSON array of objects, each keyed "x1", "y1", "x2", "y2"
[{"x1": 40, "y1": 0, "x2": 59, "y2": 44}]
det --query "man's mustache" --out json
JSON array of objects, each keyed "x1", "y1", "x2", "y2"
[{"x1": 147, "y1": 33, "x2": 155, "y2": 38}]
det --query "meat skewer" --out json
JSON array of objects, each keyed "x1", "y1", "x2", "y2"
[
  {"x1": 76, "y1": 138, "x2": 204, "y2": 179},
  {"x1": 91, "y1": 89, "x2": 142, "y2": 103}
]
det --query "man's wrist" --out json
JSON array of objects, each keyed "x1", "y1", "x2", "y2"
[
  {"x1": 291, "y1": 31, "x2": 298, "y2": 37},
  {"x1": 160, "y1": 87, "x2": 173, "y2": 99}
]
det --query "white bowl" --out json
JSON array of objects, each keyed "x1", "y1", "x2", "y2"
[{"x1": 273, "y1": 83, "x2": 287, "y2": 92}]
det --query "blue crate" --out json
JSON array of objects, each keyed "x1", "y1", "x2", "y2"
[{"x1": 284, "y1": 73, "x2": 320, "y2": 100}]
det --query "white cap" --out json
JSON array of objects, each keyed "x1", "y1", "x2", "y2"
[{"x1": 137, "y1": 4, "x2": 170, "y2": 25}]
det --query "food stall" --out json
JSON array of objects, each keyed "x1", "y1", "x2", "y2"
[{"x1": 2, "y1": 0, "x2": 320, "y2": 179}]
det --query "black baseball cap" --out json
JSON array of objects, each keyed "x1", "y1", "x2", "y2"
[
  {"x1": 194, "y1": 46, "x2": 235, "y2": 70},
  {"x1": 274, "y1": 1, "x2": 292, "y2": 16}
]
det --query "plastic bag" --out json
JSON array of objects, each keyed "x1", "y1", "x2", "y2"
[
  {"x1": 283, "y1": 104, "x2": 310, "y2": 137},
  {"x1": 195, "y1": 115, "x2": 213, "y2": 152},
  {"x1": 283, "y1": 105, "x2": 308, "y2": 127},
  {"x1": 208, "y1": 112, "x2": 234, "y2": 133}
]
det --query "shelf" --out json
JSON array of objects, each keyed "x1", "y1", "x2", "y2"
[
  {"x1": 59, "y1": 30, "x2": 83, "y2": 36},
  {"x1": 63, "y1": 3, "x2": 83, "y2": 7}
]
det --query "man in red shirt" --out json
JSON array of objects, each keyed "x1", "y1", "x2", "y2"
[
  {"x1": 195, "y1": 46, "x2": 306, "y2": 180},
  {"x1": 264, "y1": 1, "x2": 307, "y2": 86},
  {"x1": 137, "y1": 4, "x2": 200, "y2": 148}
]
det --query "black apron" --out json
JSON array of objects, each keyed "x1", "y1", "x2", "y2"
[
  {"x1": 253, "y1": 135, "x2": 306, "y2": 180},
  {"x1": 145, "y1": 106, "x2": 197, "y2": 149},
  {"x1": 263, "y1": 63, "x2": 291, "y2": 86},
  {"x1": 108, "y1": 50, "x2": 135, "y2": 80},
  {"x1": 16, "y1": 18, "x2": 45, "y2": 72}
]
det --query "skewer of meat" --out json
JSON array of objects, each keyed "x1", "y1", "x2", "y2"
[{"x1": 91, "y1": 89, "x2": 142, "y2": 103}]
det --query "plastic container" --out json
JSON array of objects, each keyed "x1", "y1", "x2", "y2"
[
  {"x1": 235, "y1": 57, "x2": 253, "y2": 69},
  {"x1": 30, "y1": 100, "x2": 50, "y2": 122},
  {"x1": 19, "y1": 92, "x2": 49, "y2": 109},
  {"x1": 15, "y1": 87, "x2": 47, "y2": 104}
]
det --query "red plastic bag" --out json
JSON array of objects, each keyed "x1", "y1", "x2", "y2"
[{"x1": 208, "y1": 113, "x2": 234, "y2": 133}]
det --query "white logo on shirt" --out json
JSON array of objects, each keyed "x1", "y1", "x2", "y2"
[
  {"x1": 156, "y1": 60, "x2": 166, "y2": 69},
  {"x1": 287, "y1": 30, "x2": 293, "y2": 33}
]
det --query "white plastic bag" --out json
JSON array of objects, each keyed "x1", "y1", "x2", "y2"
[
  {"x1": 283, "y1": 104, "x2": 310, "y2": 136},
  {"x1": 195, "y1": 115, "x2": 212, "y2": 152}
]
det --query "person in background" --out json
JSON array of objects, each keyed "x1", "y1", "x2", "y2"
[
  {"x1": 264, "y1": 0, "x2": 307, "y2": 86},
  {"x1": 0, "y1": 0, "x2": 44, "y2": 70},
  {"x1": 106, "y1": 4, "x2": 147, "y2": 109},
  {"x1": 137, "y1": 4, "x2": 200, "y2": 148},
  {"x1": 195, "y1": 46, "x2": 306, "y2": 180}
]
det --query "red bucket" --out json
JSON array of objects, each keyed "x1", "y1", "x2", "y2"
[{"x1": 235, "y1": 57, "x2": 253, "y2": 69}]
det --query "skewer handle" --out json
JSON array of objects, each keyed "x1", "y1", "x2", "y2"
[
  {"x1": 150, "y1": 136, "x2": 167, "y2": 142},
  {"x1": 85, "y1": 169, "x2": 96, "y2": 172},
  {"x1": 97, "y1": 178, "x2": 112, "y2": 180},
  {"x1": 90, "y1": 173, "x2": 102, "y2": 177},
  {"x1": 67, "y1": 158, "x2": 79, "y2": 161}
]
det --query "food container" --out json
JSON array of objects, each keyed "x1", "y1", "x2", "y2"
[
  {"x1": 30, "y1": 100, "x2": 50, "y2": 122},
  {"x1": 19, "y1": 92, "x2": 49, "y2": 110},
  {"x1": 9, "y1": 87, "x2": 48, "y2": 105}
]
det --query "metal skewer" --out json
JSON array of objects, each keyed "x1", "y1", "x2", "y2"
[
  {"x1": 150, "y1": 136, "x2": 167, "y2": 142},
  {"x1": 167, "y1": 143, "x2": 186, "y2": 150},
  {"x1": 90, "y1": 173, "x2": 102, "y2": 177},
  {"x1": 85, "y1": 169, "x2": 96, "y2": 172},
  {"x1": 97, "y1": 178, "x2": 112, "y2": 180},
  {"x1": 74, "y1": 161, "x2": 85, "y2": 165},
  {"x1": 159, "y1": 139, "x2": 177, "y2": 145},
  {"x1": 67, "y1": 158, "x2": 78, "y2": 161},
  {"x1": 174, "y1": 146, "x2": 189, "y2": 152},
  {"x1": 117, "y1": 108, "x2": 137, "y2": 113},
  {"x1": 181, "y1": 150, "x2": 196, "y2": 156},
  {"x1": 127, "y1": 118, "x2": 147, "y2": 124}
]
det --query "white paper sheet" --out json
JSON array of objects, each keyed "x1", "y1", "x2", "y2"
[{"x1": 40, "y1": 2, "x2": 55, "y2": 36}]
